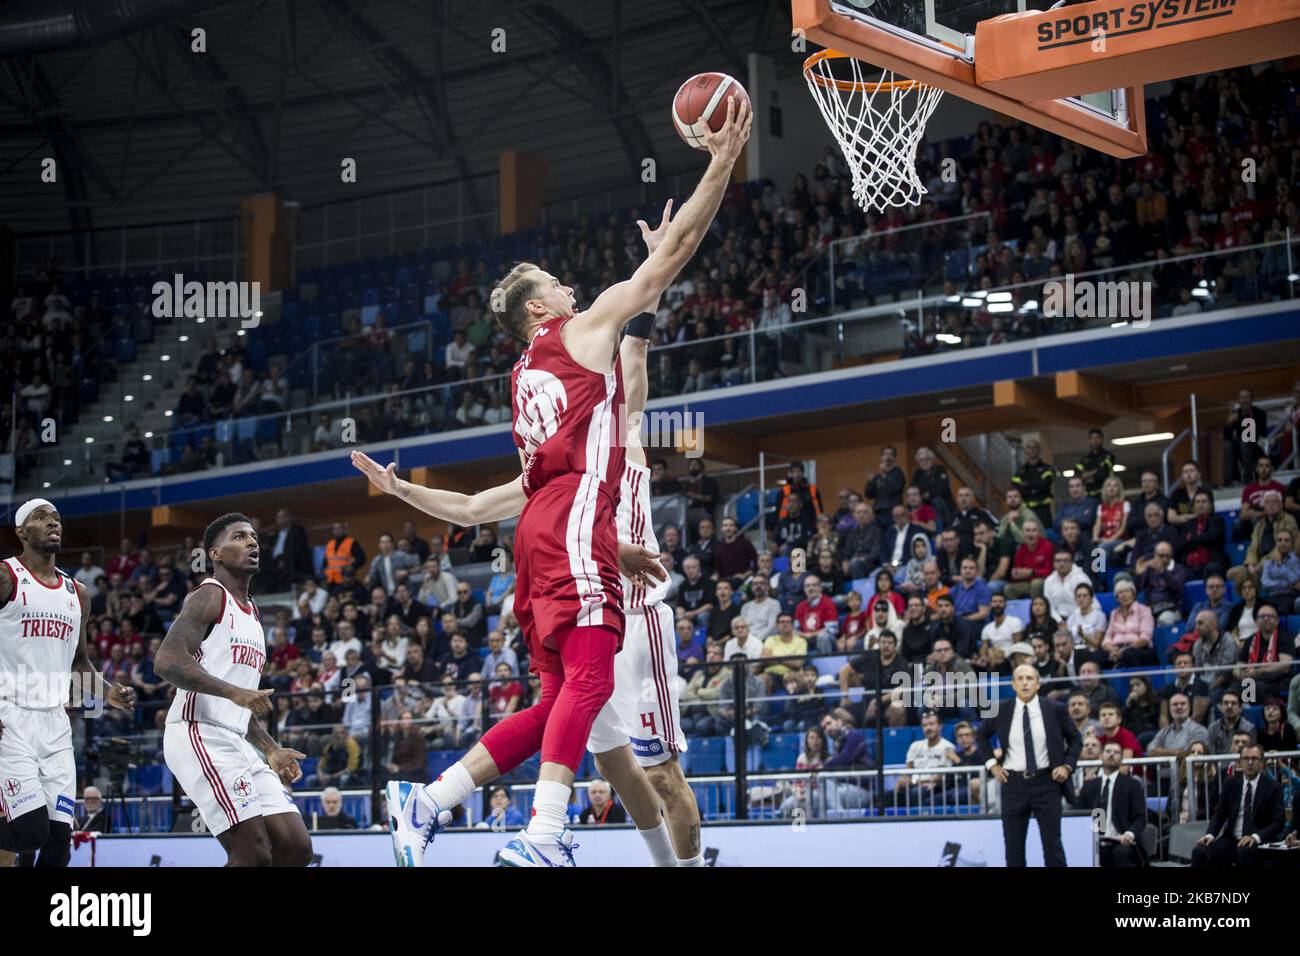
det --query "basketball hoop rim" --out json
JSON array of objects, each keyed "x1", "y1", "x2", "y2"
[{"x1": 802, "y1": 49, "x2": 923, "y2": 94}]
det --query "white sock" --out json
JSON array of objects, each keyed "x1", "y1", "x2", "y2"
[
  {"x1": 525, "y1": 780, "x2": 571, "y2": 839},
  {"x1": 417, "y1": 762, "x2": 474, "y2": 823},
  {"x1": 677, "y1": 853, "x2": 706, "y2": 867},
  {"x1": 637, "y1": 818, "x2": 677, "y2": 867}
]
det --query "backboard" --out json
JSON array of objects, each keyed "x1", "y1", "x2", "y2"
[{"x1": 792, "y1": 0, "x2": 1148, "y2": 157}]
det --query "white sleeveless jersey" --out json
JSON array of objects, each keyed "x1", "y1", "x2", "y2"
[
  {"x1": 618, "y1": 461, "x2": 669, "y2": 611},
  {"x1": 0, "y1": 557, "x2": 81, "y2": 708},
  {"x1": 166, "y1": 578, "x2": 265, "y2": 735}
]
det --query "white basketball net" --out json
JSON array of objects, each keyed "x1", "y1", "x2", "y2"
[{"x1": 804, "y1": 53, "x2": 945, "y2": 213}]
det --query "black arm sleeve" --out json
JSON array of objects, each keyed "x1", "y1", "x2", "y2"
[{"x1": 623, "y1": 311, "x2": 656, "y2": 340}]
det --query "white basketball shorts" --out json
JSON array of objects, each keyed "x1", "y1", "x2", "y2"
[
  {"x1": 163, "y1": 720, "x2": 300, "y2": 837},
  {"x1": 0, "y1": 701, "x2": 76, "y2": 825},
  {"x1": 586, "y1": 602, "x2": 687, "y2": 767}
]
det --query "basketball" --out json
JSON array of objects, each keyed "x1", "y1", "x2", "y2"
[{"x1": 672, "y1": 72, "x2": 750, "y2": 150}]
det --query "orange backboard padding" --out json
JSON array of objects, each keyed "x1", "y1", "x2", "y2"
[
  {"x1": 976, "y1": 0, "x2": 1300, "y2": 102},
  {"x1": 792, "y1": 0, "x2": 1147, "y2": 158}
]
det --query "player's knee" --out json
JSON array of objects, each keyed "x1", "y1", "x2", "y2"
[
  {"x1": 34, "y1": 822, "x2": 71, "y2": 867},
  {"x1": 11, "y1": 811, "x2": 50, "y2": 854},
  {"x1": 273, "y1": 831, "x2": 314, "y2": 867},
  {"x1": 230, "y1": 843, "x2": 274, "y2": 867}
]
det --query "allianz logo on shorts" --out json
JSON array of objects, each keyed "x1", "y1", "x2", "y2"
[
  {"x1": 50, "y1": 887, "x2": 152, "y2": 936},
  {"x1": 630, "y1": 736, "x2": 663, "y2": 757}
]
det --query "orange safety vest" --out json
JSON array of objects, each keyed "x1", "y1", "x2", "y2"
[
  {"x1": 778, "y1": 481, "x2": 822, "y2": 519},
  {"x1": 324, "y1": 537, "x2": 356, "y2": 584}
]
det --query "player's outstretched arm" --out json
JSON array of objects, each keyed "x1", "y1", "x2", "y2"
[
  {"x1": 70, "y1": 581, "x2": 136, "y2": 711},
  {"x1": 155, "y1": 584, "x2": 273, "y2": 714},
  {"x1": 581, "y1": 95, "x2": 751, "y2": 335},
  {"x1": 351, "y1": 450, "x2": 527, "y2": 525}
]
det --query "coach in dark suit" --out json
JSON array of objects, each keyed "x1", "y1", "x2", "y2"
[
  {"x1": 1073, "y1": 741, "x2": 1146, "y2": 866},
  {"x1": 1192, "y1": 742, "x2": 1286, "y2": 867},
  {"x1": 979, "y1": 664, "x2": 1081, "y2": 867}
]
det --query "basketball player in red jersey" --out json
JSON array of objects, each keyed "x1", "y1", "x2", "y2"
[
  {"x1": 155, "y1": 513, "x2": 313, "y2": 866},
  {"x1": 379, "y1": 94, "x2": 751, "y2": 866}
]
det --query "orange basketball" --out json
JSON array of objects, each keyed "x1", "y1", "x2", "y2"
[{"x1": 672, "y1": 72, "x2": 750, "y2": 150}]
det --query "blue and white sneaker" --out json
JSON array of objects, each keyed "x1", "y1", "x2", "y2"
[
  {"x1": 494, "y1": 828, "x2": 579, "y2": 867},
  {"x1": 385, "y1": 780, "x2": 450, "y2": 868}
]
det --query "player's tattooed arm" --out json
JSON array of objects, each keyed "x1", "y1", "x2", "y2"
[
  {"x1": 70, "y1": 581, "x2": 136, "y2": 710},
  {"x1": 351, "y1": 450, "x2": 527, "y2": 525},
  {"x1": 155, "y1": 584, "x2": 273, "y2": 715},
  {"x1": 246, "y1": 715, "x2": 305, "y2": 786}
]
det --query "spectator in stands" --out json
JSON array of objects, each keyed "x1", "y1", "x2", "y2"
[
  {"x1": 1075, "y1": 428, "x2": 1116, "y2": 498},
  {"x1": 680, "y1": 644, "x2": 727, "y2": 736},
  {"x1": 865, "y1": 445, "x2": 907, "y2": 531},
  {"x1": 923, "y1": 636, "x2": 976, "y2": 721},
  {"x1": 1175, "y1": 490, "x2": 1227, "y2": 581},
  {"x1": 1149, "y1": 690, "x2": 1210, "y2": 764},
  {"x1": 779, "y1": 460, "x2": 823, "y2": 519},
  {"x1": 774, "y1": 494, "x2": 814, "y2": 558},
  {"x1": 713, "y1": 516, "x2": 757, "y2": 587},
  {"x1": 879, "y1": 504, "x2": 926, "y2": 584},
  {"x1": 366, "y1": 532, "x2": 416, "y2": 596},
  {"x1": 1097, "y1": 701, "x2": 1144, "y2": 760},
  {"x1": 488, "y1": 661, "x2": 524, "y2": 720},
  {"x1": 949, "y1": 556, "x2": 992, "y2": 623},
  {"x1": 718, "y1": 651, "x2": 768, "y2": 728},
  {"x1": 415, "y1": 557, "x2": 457, "y2": 609},
  {"x1": 1012, "y1": 438, "x2": 1057, "y2": 528},
  {"x1": 1005, "y1": 520, "x2": 1054, "y2": 599},
  {"x1": 997, "y1": 489, "x2": 1036, "y2": 549},
  {"x1": 1043, "y1": 549, "x2": 1091, "y2": 623},
  {"x1": 311, "y1": 726, "x2": 362, "y2": 789},
  {"x1": 315, "y1": 788, "x2": 358, "y2": 830},
  {"x1": 579, "y1": 779, "x2": 627, "y2": 825},
  {"x1": 951, "y1": 487, "x2": 997, "y2": 558},
  {"x1": 323, "y1": 522, "x2": 365, "y2": 587},
  {"x1": 1122, "y1": 502, "x2": 1179, "y2": 579},
  {"x1": 910, "y1": 446, "x2": 956, "y2": 528},
  {"x1": 440, "y1": 632, "x2": 479, "y2": 683},
  {"x1": 449, "y1": 583, "x2": 486, "y2": 646},
  {"x1": 1101, "y1": 579, "x2": 1156, "y2": 668},
  {"x1": 780, "y1": 726, "x2": 829, "y2": 819},
  {"x1": 396, "y1": 642, "x2": 439, "y2": 686},
  {"x1": 480, "y1": 629, "x2": 518, "y2": 679},
  {"x1": 839, "y1": 502, "x2": 882, "y2": 581},
  {"x1": 1160, "y1": 650, "x2": 1211, "y2": 727},
  {"x1": 1093, "y1": 476, "x2": 1131, "y2": 569},
  {"x1": 904, "y1": 485, "x2": 938, "y2": 536},
  {"x1": 1067, "y1": 691, "x2": 1101, "y2": 738},
  {"x1": 1257, "y1": 698, "x2": 1296, "y2": 753},
  {"x1": 894, "y1": 710, "x2": 958, "y2": 806},
  {"x1": 933, "y1": 529, "x2": 964, "y2": 586},
  {"x1": 1223, "y1": 389, "x2": 1266, "y2": 484},
  {"x1": 1235, "y1": 454, "x2": 1287, "y2": 541},
  {"x1": 1184, "y1": 574, "x2": 1230, "y2": 639},
  {"x1": 1074, "y1": 741, "x2": 1146, "y2": 867},
  {"x1": 1076, "y1": 661, "x2": 1122, "y2": 716},
  {"x1": 681, "y1": 459, "x2": 720, "y2": 541},
  {"x1": 1124, "y1": 674, "x2": 1161, "y2": 738},
  {"x1": 1136, "y1": 542, "x2": 1185, "y2": 626},
  {"x1": 789, "y1": 575, "x2": 834, "y2": 654},
  {"x1": 723, "y1": 616, "x2": 763, "y2": 662},
  {"x1": 1233, "y1": 602, "x2": 1295, "y2": 701},
  {"x1": 675, "y1": 555, "x2": 716, "y2": 634},
  {"x1": 674, "y1": 618, "x2": 705, "y2": 674},
  {"x1": 1233, "y1": 492, "x2": 1297, "y2": 589},
  {"x1": 1120, "y1": 470, "x2": 1165, "y2": 539},
  {"x1": 979, "y1": 592, "x2": 1025, "y2": 671},
  {"x1": 1165, "y1": 459, "x2": 1213, "y2": 529},
  {"x1": 1206, "y1": 688, "x2": 1256, "y2": 756},
  {"x1": 1053, "y1": 477, "x2": 1097, "y2": 545},
  {"x1": 1261, "y1": 527, "x2": 1299, "y2": 615},
  {"x1": 821, "y1": 709, "x2": 875, "y2": 811},
  {"x1": 73, "y1": 552, "x2": 107, "y2": 590},
  {"x1": 899, "y1": 535, "x2": 934, "y2": 600}
]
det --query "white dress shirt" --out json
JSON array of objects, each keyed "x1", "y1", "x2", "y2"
[
  {"x1": 1097, "y1": 769, "x2": 1133, "y2": 840},
  {"x1": 1234, "y1": 777, "x2": 1259, "y2": 841},
  {"x1": 1043, "y1": 566, "x2": 1092, "y2": 622},
  {"x1": 1002, "y1": 695, "x2": 1051, "y2": 772}
]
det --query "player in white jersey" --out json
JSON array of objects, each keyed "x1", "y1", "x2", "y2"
[
  {"x1": 155, "y1": 512, "x2": 313, "y2": 866},
  {"x1": 0, "y1": 498, "x2": 135, "y2": 867},
  {"x1": 354, "y1": 213, "x2": 704, "y2": 865}
]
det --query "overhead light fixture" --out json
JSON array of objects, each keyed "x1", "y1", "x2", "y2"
[
  {"x1": 1113, "y1": 464, "x2": 1127, "y2": 473},
  {"x1": 1287, "y1": 272, "x2": 1299, "y2": 282},
  {"x1": 103, "y1": 415, "x2": 113, "y2": 422},
  {"x1": 143, "y1": 374, "x2": 153, "y2": 381},
  {"x1": 236, "y1": 329, "x2": 247, "y2": 336},
  {"x1": 1112, "y1": 432, "x2": 1175, "y2": 446},
  {"x1": 1061, "y1": 469, "x2": 1075, "y2": 478},
  {"x1": 164, "y1": 410, "x2": 174, "y2": 417},
  {"x1": 945, "y1": 295, "x2": 962, "y2": 303},
  {"x1": 1110, "y1": 320, "x2": 1129, "y2": 328},
  {"x1": 43, "y1": 481, "x2": 50, "y2": 489},
  {"x1": 936, "y1": 333, "x2": 962, "y2": 345},
  {"x1": 987, "y1": 292, "x2": 1012, "y2": 303},
  {"x1": 179, "y1": 335, "x2": 189, "y2": 343},
  {"x1": 987, "y1": 302, "x2": 1014, "y2": 314},
  {"x1": 160, "y1": 354, "x2": 171, "y2": 361},
  {"x1": 124, "y1": 395, "x2": 134, "y2": 402},
  {"x1": 144, "y1": 431, "x2": 153, "y2": 439},
  {"x1": 85, "y1": 437, "x2": 94, "y2": 444},
  {"x1": 1019, "y1": 300, "x2": 1039, "y2": 313},
  {"x1": 62, "y1": 459, "x2": 72, "y2": 466},
  {"x1": 961, "y1": 298, "x2": 983, "y2": 308},
  {"x1": 196, "y1": 316, "x2": 206, "y2": 323}
]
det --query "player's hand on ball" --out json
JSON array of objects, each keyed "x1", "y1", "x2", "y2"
[
  {"x1": 351, "y1": 451, "x2": 400, "y2": 496},
  {"x1": 636, "y1": 199, "x2": 674, "y2": 256},
  {"x1": 231, "y1": 687, "x2": 274, "y2": 715},
  {"x1": 107, "y1": 683, "x2": 136, "y2": 710},
  {"x1": 269, "y1": 747, "x2": 306, "y2": 785},
  {"x1": 618, "y1": 542, "x2": 667, "y2": 588},
  {"x1": 701, "y1": 94, "x2": 752, "y2": 163}
]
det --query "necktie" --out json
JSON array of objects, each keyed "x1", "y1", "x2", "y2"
[
  {"x1": 1242, "y1": 781, "x2": 1254, "y2": 836},
  {"x1": 1101, "y1": 777, "x2": 1112, "y2": 815},
  {"x1": 1023, "y1": 705, "x2": 1038, "y2": 773}
]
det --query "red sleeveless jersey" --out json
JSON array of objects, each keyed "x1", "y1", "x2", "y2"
[{"x1": 510, "y1": 314, "x2": 626, "y2": 499}]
